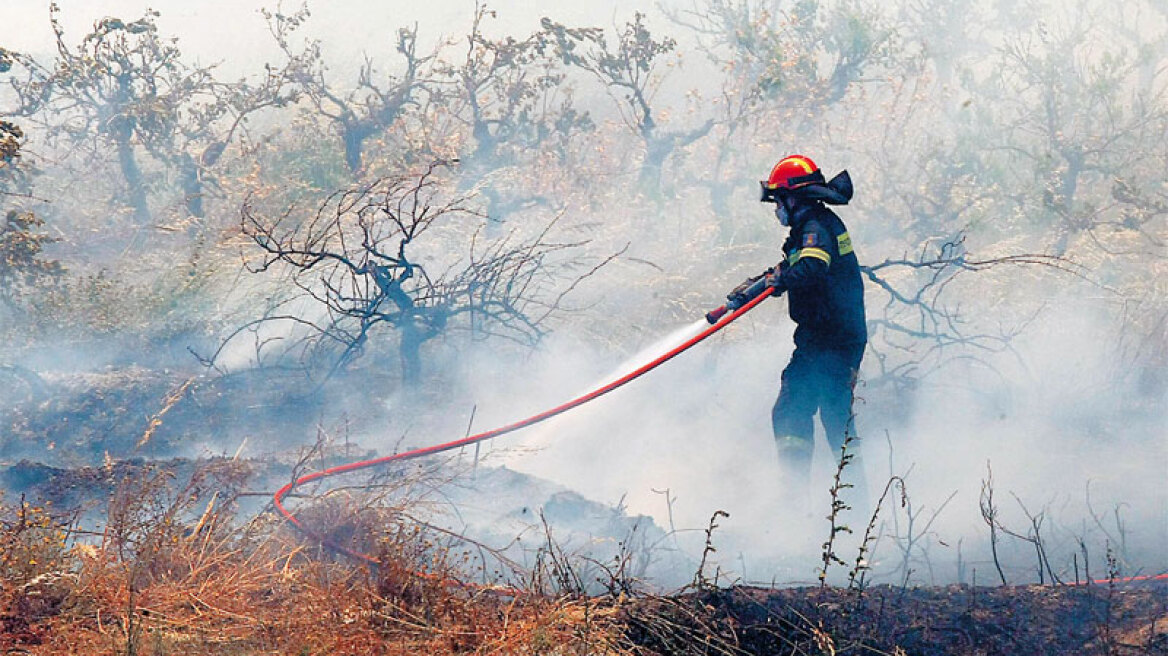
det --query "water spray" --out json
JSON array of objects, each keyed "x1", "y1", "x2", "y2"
[{"x1": 274, "y1": 283, "x2": 780, "y2": 566}]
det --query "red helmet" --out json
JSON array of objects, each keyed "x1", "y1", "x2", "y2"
[{"x1": 760, "y1": 154, "x2": 826, "y2": 202}]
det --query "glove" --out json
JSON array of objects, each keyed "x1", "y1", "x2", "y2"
[
  {"x1": 766, "y1": 260, "x2": 788, "y2": 295},
  {"x1": 765, "y1": 270, "x2": 783, "y2": 295}
]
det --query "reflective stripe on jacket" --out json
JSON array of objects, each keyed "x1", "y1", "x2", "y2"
[{"x1": 780, "y1": 204, "x2": 867, "y2": 348}]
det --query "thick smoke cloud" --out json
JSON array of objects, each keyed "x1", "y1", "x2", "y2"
[{"x1": 456, "y1": 278, "x2": 1165, "y2": 586}]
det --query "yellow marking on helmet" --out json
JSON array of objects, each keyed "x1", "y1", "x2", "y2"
[{"x1": 787, "y1": 156, "x2": 814, "y2": 173}]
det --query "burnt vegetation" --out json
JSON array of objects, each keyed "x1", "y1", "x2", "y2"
[
  {"x1": 214, "y1": 161, "x2": 612, "y2": 385},
  {"x1": 1, "y1": 0, "x2": 1166, "y2": 653}
]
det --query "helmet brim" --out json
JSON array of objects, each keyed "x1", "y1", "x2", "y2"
[{"x1": 759, "y1": 181, "x2": 781, "y2": 203}]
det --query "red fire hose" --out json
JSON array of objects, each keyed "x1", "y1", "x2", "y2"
[{"x1": 274, "y1": 291, "x2": 775, "y2": 566}]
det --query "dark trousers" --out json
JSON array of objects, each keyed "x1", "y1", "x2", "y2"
[{"x1": 772, "y1": 342, "x2": 866, "y2": 504}]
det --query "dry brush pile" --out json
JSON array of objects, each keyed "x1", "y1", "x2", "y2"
[
  {"x1": 2, "y1": 460, "x2": 1165, "y2": 655},
  {"x1": 0, "y1": 461, "x2": 634, "y2": 655}
]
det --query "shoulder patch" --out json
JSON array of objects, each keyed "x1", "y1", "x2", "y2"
[
  {"x1": 802, "y1": 232, "x2": 820, "y2": 248},
  {"x1": 837, "y1": 232, "x2": 853, "y2": 256}
]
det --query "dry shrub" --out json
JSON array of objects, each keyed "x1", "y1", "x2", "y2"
[
  {"x1": 0, "y1": 495, "x2": 75, "y2": 647},
  {"x1": 1, "y1": 460, "x2": 629, "y2": 655},
  {"x1": 0, "y1": 496, "x2": 72, "y2": 586}
]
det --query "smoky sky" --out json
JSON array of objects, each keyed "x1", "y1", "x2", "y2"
[{"x1": 5, "y1": 1, "x2": 664, "y2": 69}]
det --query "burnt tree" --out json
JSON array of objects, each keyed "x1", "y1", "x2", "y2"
[
  {"x1": 228, "y1": 162, "x2": 613, "y2": 385},
  {"x1": 860, "y1": 233, "x2": 1076, "y2": 392},
  {"x1": 454, "y1": 4, "x2": 593, "y2": 171},
  {"x1": 0, "y1": 53, "x2": 63, "y2": 314},
  {"x1": 264, "y1": 5, "x2": 433, "y2": 175},
  {"x1": 4, "y1": 8, "x2": 289, "y2": 221},
  {"x1": 544, "y1": 12, "x2": 714, "y2": 193}
]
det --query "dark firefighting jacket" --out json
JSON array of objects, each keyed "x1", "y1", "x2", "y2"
[{"x1": 777, "y1": 202, "x2": 867, "y2": 348}]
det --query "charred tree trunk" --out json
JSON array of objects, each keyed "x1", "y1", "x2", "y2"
[
  {"x1": 398, "y1": 317, "x2": 422, "y2": 385},
  {"x1": 342, "y1": 120, "x2": 371, "y2": 175},
  {"x1": 111, "y1": 73, "x2": 150, "y2": 225},
  {"x1": 113, "y1": 120, "x2": 150, "y2": 224},
  {"x1": 639, "y1": 138, "x2": 669, "y2": 193},
  {"x1": 376, "y1": 264, "x2": 427, "y2": 385},
  {"x1": 1047, "y1": 148, "x2": 1083, "y2": 257},
  {"x1": 178, "y1": 152, "x2": 203, "y2": 218},
  {"x1": 638, "y1": 120, "x2": 714, "y2": 196}
]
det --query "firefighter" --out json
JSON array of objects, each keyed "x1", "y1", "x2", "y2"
[{"x1": 758, "y1": 155, "x2": 868, "y2": 514}]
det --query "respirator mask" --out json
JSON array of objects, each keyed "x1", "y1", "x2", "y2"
[{"x1": 774, "y1": 197, "x2": 791, "y2": 226}]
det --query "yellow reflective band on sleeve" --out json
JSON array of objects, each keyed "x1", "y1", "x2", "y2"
[
  {"x1": 837, "y1": 232, "x2": 853, "y2": 256},
  {"x1": 797, "y1": 247, "x2": 832, "y2": 266}
]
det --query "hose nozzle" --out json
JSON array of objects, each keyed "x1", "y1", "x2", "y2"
[
  {"x1": 705, "y1": 275, "x2": 775, "y2": 324},
  {"x1": 705, "y1": 305, "x2": 729, "y2": 324}
]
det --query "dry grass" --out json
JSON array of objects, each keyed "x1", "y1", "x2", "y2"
[
  {"x1": 5, "y1": 459, "x2": 1165, "y2": 655},
  {"x1": 0, "y1": 462, "x2": 632, "y2": 655}
]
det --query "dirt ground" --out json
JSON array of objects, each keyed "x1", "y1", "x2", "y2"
[{"x1": 622, "y1": 582, "x2": 1168, "y2": 655}]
